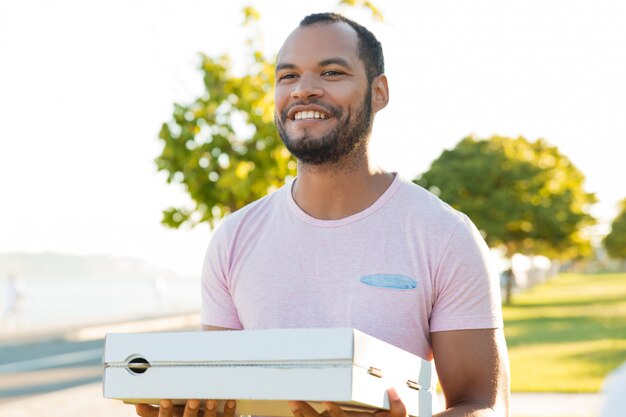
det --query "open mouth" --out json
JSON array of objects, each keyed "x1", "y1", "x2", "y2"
[
  {"x1": 294, "y1": 111, "x2": 327, "y2": 120},
  {"x1": 286, "y1": 105, "x2": 333, "y2": 122}
]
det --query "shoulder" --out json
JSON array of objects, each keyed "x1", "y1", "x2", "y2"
[
  {"x1": 394, "y1": 176, "x2": 469, "y2": 230},
  {"x1": 209, "y1": 182, "x2": 291, "y2": 246},
  {"x1": 389, "y1": 177, "x2": 488, "y2": 263}
]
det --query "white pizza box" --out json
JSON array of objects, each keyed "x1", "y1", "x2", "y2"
[{"x1": 103, "y1": 327, "x2": 433, "y2": 417}]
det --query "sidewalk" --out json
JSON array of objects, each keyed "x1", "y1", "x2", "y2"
[
  {"x1": 0, "y1": 311, "x2": 201, "y2": 345},
  {"x1": 0, "y1": 382, "x2": 606, "y2": 417},
  {"x1": 509, "y1": 392, "x2": 605, "y2": 417},
  {"x1": 0, "y1": 312, "x2": 201, "y2": 413},
  {"x1": 0, "y1": 382, "x2": 135, "y2": 417}
]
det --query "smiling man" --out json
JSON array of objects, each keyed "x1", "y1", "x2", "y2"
[
  {"x1": 135, "y1": 12, "x2": 509, "y2": 417},
  {"x1": 274, "y1": 22, "x2": 376, "y2": 169}
]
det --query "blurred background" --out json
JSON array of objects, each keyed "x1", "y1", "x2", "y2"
[{"x1": 0, "y1": 1, "x2": 625, "y2": 416}]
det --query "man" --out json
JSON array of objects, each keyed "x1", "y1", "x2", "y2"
[
  {"x1": 1, "y1": 274, "x2": 21, "y2": 329},
  {"x1": 136, "y1": 12, "x2": 510, "y2": 417}
]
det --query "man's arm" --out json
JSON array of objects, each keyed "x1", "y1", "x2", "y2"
[
  {"x1": 431, "y1": 328, "x2": 510, "y2": 417},
  {"x1": 290, "y1": 330, "x2": 509, "y2": 417}
]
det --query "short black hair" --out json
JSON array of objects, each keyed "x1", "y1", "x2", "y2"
[{"x1": 299, "y1": 13, "x2": 384, "y2": 84}]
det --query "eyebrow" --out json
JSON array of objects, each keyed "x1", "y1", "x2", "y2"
[
  {"x1": 319, "y1": 58, "x2": 352, "y2": 69},
  {"x1": 275, "y1": 58, "x2": 353, "y2": 73},
  {"x1": 275, "y1": 63, "x2": 297, "y2": 73}
]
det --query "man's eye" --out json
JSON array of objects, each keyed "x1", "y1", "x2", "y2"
[
  {"x1": 279, "y1": 73, "x2": 297, "y2": 80},
  {"x1": 322, "y1": 70, "x2": 343, "y2": 77}
]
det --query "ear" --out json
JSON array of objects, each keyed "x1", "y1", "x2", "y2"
[{"x1": 370, "y1": 74, "x2": 389, "y2": 113}]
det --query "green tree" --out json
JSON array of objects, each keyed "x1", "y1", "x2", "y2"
[
  {"x1": 156, "y1": 3, "x2": 382, "y2": 229},
  {"x1": 604, "y1": 199, "x2": 626, "y2": 259},
  {"x1": 414, "y1": 135, "x2": 597, "y2": 260}
]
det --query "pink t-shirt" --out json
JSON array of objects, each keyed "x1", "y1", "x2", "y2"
[{"x1": 201, "y1": 175, "x2": 503, "y2": 360}]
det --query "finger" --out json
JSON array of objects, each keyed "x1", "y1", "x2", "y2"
[
  {"x1": 387, "y1": 388, "x2": 407, "y2": 417},
  {"x1": 324, "y1": 402, "x2": 351, "y2": 417},
  {"x1": 323, "y1": 403, "x2": 371, "y2": 417},
  {"x1": 290, "y1": 401, "x2": 323, "y2": 417},
  {"x1": 202, "y1": 400, "x2": 217, "y2": 417},
  {"x1": 288, "y1": 401, "x2": 308, "y2": 417},
  {"x1": 223, "y1": 399, "x2": 237, "y2": 417},
  {"x1": 183, "y1": 400, "x2": 201, "y2": 417},
  {"x1": 136, "y1": 403, "x2": 160, "y2": 417},
  {"x1": 159, "y1": 400, "x2": 174, "y2": 417}
]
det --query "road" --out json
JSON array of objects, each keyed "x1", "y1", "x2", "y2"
[
  {"x1": 0, "y1": 312, "x2": 201, "y2": 404},
  {"x1": 0, "y1": 336, "x2": 104, "y2": 402}
]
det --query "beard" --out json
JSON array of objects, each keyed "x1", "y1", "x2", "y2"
[{"x1": 275, "y1": 86, "x2": 372, "y2": 166}]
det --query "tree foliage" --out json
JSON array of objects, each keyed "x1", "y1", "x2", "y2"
[
  {"x1": 604, "y1": 199, "x2": 626, "y2": 259},
  {"x1": 338, "y1": 0, "x2": 384, "y2": 20},
  {"x1": 156, "y1": 3, "x2": 382, "y2": 229},
  {"x1": 414, "y1": 135, "x2": 597, "y2": 259}
]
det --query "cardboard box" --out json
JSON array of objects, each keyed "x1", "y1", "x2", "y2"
[{"x1": 103, "y1": 328, "x2": 433, "y2": 417}]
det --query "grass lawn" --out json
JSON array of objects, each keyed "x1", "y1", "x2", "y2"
[{"x1": 503, "y1": 272, "x2": 626, "y2": 393}]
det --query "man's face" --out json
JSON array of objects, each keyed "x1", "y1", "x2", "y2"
[{"x1": 274, "y1": 22, "x2": 372, "y2": 165}]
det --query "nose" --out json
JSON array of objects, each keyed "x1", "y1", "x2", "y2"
[{"x1": 290, "y1": 73, "x2": 323, "y2": 100}]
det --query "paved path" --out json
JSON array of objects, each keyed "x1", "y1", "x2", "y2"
[
  {"x1": 0, "y1": 313, "x2": 200, "y2": 402},
  {"x1": 0, "y1": 336, "x2": 104, "y2": 400},
  {"x1": 509, "y1": 392, "x2": 605, "y2": 417}
]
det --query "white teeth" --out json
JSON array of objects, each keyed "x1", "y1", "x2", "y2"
[{"x1": 294, "y1": 111, "x2": 327, "y2": 120}]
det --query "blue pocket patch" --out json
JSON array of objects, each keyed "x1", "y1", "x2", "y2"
[{"x1": 359, "y1": 274, "x2": 417, "y2": 290}]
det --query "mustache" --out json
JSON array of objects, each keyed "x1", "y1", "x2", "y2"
[{"x1": 280, "y1": 99, "x2": 340, "y2": 122}]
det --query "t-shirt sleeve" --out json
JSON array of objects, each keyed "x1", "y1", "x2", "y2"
[
  {"x1": 429, "y1": 214, "x2": 503, "y2": 332},
  {"x1": 200, "y1": 225, "x2": 244, "y2": 330}
]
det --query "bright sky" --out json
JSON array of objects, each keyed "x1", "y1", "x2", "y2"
[{"x1": 1, "y1": 0, "x2": 624, "y2": 276}]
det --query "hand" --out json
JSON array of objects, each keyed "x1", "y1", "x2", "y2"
[
  {"x1": 288, "y1": 388, "x2": 407, "y2": 417},
  {"x1": 135, "y1": 399, "x2": 238, "y2": 417}
]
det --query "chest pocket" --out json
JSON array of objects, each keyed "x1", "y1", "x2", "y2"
[
  {"x1": 360, "y1": 274, "x2": 417, "y2": 290},
  {"x1": 349, "y1": 273, "x2": 421, "y2": 341}
]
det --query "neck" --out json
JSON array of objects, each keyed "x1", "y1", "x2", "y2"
[{"x1": 292, "y1": 153, "x2": 395, "y2": 220}]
